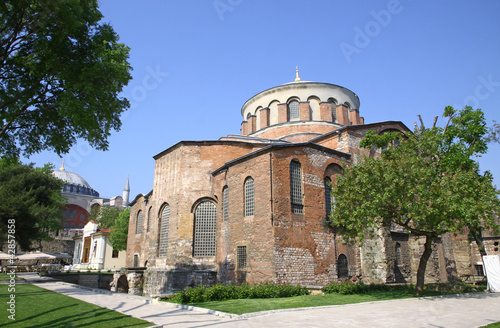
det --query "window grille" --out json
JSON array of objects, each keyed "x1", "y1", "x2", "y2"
[
  {"x1": 337, "y1": 254, "x2": 348, "y2": 278},
  {"x1": 324, "y1": 177, "x2": 333, "y2": 217},
  {"x1": 244, "y1": 178, "x2": 254, "y2": 217},
  {"x1": 237, "y1": 246, "x2": 247, "y2": 270},
  {"x1": 290, "y1": 161, "x2": 303, "y2": 214},
  {"x1": 133, "y1": 254, "x2": 138, "y2": 267},
  {"x1": 147, "y1": 207, "x2": 152, "y2": 232},
  {"x1": 475, "y1": 264, "x2": 484, "y2": 276},
  {"x1": 223, "y1": 187, "x2": 229, "y2": 221},
  {"x1": 136, "y1": 210, "x2": 143, "y2": 234},
  {"x1": 288, "y1": 101, "x2": 300, "y2": 120},
  {"x1": 159, "y1": 205, "x2": 170, "y2": 257},
  {"x1": 193, "y1": 201, "x2": 217, "y2": 257},
  {"x1": 395, "y1": 242, "x2": 402, "y2": 265}
]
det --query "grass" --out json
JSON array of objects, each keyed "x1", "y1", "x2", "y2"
[
  {"x1": 483, "y1": 324, "x2": 500, "y2": 328},
  {"x1": 0, "y1": 284, "x2": 152, "y2": 327},
  {"x1": 170, "y1": 285, "x2": 483, "y2": 315},
  {"x1": 0, "y1": 273, "x2": 22, "y2": 280}
]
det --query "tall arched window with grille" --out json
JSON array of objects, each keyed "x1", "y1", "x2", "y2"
[
  {"x1": 324, "y1": 177, "x2": 333, "y2": 217},
  {"x1": 147, "y1": 207, "x2": 152, "y2": 232},
  {"x1": 193, "y1": 201, "x2": 217, "y2": 257},
  {"x1": 288, "y1": 100, "x2": 300, "y2": 121},
  {"x1": 337, "y1": 254, "x2": 348, "y2": 278},
  {"x1": 290, "y1": 161, "x2": 303, "y2": 214},
  {"x1": 222, "y1": 186, "x2": 229, "y2": 221},
  {"x1": 158, "y1": 204, "x2": 170, "y2": 257},
  {"x1": 244, "y1": 178, "x2": 254, "y2": 217},
  {"x1": 136, "y1": 210, "x2": 143, "y2": 234},
  {"x1": 395, "y1": 242, "x2": 402, "y2": 266}
]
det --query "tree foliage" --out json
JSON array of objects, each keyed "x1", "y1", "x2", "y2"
[
  {"x1": 327, "y1": 106, "x2": 500, "y2": 296},
  {"x1": 91, "y1": 205, "x2": 129, "y2": 251},
  {"x1": 0, "y1": 0, "x2": 132, "y2": 157},
  {"x1": 0, "y1": 158, "x2": 65, "y2": 250},
  {"x1": 108, "y1": 208, "x2": 129, "y2": 251}
]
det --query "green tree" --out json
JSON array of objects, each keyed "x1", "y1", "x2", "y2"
[
  {"x1": 90, "y1": 205, "x2": 120, "y2": 229},
  {"x1": 109, "y1": 208, "x2": 129, "y2": 251},
  {"x1": 0, "y1": 0, "x2": 132, "y2": 157},
  {"x1": 0, "y1": 158, "x2": 65, "y2": 250},
  {"x1": 91, "y1": 205, "x2": 129, "y2": 251},
  {"x1": 327, "y1": 106, "x2": 500, "y2": 296}
]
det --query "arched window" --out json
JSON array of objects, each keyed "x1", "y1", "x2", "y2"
[
  {"x1": 290, "y1": 161, "x2": 303, "y2": 214},
  {"x1": 324, "y1": 177, "x2": 333, "y2": 217},
  {"x1": 223, "y1": 186, "x2": 229, "y2": 221},
  {"x1": 395, "y1": 242, "x2": 402, "y2": 266},
  {"x1": 193, "y1": 201, "x2": 217, "y2": 257},
  {"x1": 136, "y1": 210, "x2": 143, "y2": 234},
  {"x1": 288, "y1": 100, "x2": 300, "y2": 121},
  {"x1": 244, "y1": 178, "x2": 254, "y2": 217},
  {"x1": 158, "y1": 204, "x2": 170, "y2": 257},
  {"x1": 337, "y1": 254, "x2": 348, "y2": 278},
  {"x1": 147, "y1": 207, "x2": 152, "y2": 232}
]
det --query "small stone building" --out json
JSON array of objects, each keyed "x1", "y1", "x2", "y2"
[{"x1": 127, "y1": 72, "x2": 498, "y2": 296}]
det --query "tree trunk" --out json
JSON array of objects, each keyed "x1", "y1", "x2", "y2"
[
  {"x1": 470, "y1": 225, "x2": 487, "y2": 257},
  {"x1": 415, "y1": 235, "x2": 435, "y2": 296}
]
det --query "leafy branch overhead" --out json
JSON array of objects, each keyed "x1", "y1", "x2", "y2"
[
  {"x1": 0, "y1": 0, "x2": 132, "y2": 157},
  {"x1": 328, "y1": 106, "x2": 499, "y2": 296}
]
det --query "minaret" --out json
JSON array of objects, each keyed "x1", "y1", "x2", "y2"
[{"x1": 123, "y1": 175, "x2": 130, "y2": 207}]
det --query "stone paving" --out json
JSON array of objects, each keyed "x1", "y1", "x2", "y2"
[{"x1": 19, "y1": 273, "x2": 500, "y2": 328}]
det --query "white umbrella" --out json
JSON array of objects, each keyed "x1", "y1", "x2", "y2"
[
  {"x1": 47, "y1": 253, "x2": 72, "y2": 259},
  {"x1": 16, "y1": 252, "x2": 57, "y2": 261},
  {"x1": 0, "y1": 252, "x2": 16, "y2": 261}
]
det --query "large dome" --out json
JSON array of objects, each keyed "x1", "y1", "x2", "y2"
[{"x1": 52, "y1": 162, "x2": 99, "y2": 197}]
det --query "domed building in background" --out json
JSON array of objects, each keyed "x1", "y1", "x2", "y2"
[
  {"x1": 52, "y1": 161, "x2": 129, "y2": 230},
  {"x1": 41, "y1": 162, "x2": 130, "y2": 256}
]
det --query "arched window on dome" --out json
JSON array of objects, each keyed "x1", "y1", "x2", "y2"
[
  {"x1": 290, "y1": 161, "x2": 303, "y2": 214},
  {"x1": 193, "y1": 200, "x2": 217, "y2": 257},
  {"x1": 158, "y1": 204, "x2": 170, "y2": 257},
  {"x1": 328, "y1": 98, "x2": 338, "y2": 123},
  {"x1": 288, "y1": 100, "x2": 300, "y2": 121},
  {"x1": 136, "y1": 210, "x2": 143, "y2": 234}
]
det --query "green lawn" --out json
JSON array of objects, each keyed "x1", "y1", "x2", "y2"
[
  {"x1": 0, "y1": 273, "x2": 22, "y2": 280},
  {"x1": 179, "y1": 288, "x2": 477, "y2": 315},
  {"x1": 0, "y1": 284, "x2": 152, "y2": 328}
]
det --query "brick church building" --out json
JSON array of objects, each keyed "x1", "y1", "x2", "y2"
[{"x1": 127, "y1": 71, "x2": 496, "y2": 296}]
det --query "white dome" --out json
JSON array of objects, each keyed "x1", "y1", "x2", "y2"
[
  {"x1": 52, "y1": 168, "x2": 91, "y2": 188},
  {"x1": 51, "y1": 161, "x2": 99, "y2": 197}
]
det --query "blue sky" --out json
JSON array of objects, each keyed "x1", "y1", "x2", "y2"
[{"x1": 25, "y1": 0, "x2": 500, "y2": 200}]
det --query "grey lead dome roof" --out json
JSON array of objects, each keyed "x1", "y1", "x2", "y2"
[{"x1": 52, "y1": 162, "x2": 91, "y2": 188}]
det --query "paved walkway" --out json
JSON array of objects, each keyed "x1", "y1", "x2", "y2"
[{"x1": 19, "y1": 273, "x2": 500, "y2": 328}]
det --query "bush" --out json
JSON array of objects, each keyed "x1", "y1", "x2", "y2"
[
  {"x1": 168, "y1": 282, "x2": 310, "y2": 304},
  {"x1": 322, "y1": 282, "x2": 369, "y2": 295}
]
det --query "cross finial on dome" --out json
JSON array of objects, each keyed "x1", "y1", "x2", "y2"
[
  {"x1": 59, "y1": 159, "x2": 65, "y2": 171},
  {"x1": 295, "y1": 66, "x2": 301, "y2": 82}
]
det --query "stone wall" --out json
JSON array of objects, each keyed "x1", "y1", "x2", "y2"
[{"x1": 48, "y1": 272, "x2": 114, "y2": 290}]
